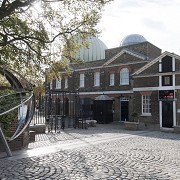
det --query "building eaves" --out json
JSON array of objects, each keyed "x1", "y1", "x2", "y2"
[
  {"x1": 103, "y1": 48, "x2": 148, "y2": 66},
  {"x1": 133, "y1": 51, "x2": 180, "y2": 76}
]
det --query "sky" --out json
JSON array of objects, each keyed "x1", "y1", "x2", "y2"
[{"x1": 98, "y1": 0, "x2": 180, "y2": 55}]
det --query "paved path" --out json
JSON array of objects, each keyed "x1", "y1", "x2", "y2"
[{"x1": 0, "y1": 124, "x2": 180, "y2": 179}]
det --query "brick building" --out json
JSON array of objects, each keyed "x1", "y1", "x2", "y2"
[{"x1": 49, "y1": 34, "x2": 180, "y2": 130}]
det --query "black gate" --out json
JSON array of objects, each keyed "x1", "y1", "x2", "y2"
[
  {"x1": 31, "y1": 90, "x2": 80, "y2": 132},
  {"x1": 93, "y1": 95, "x2": 114, "y2": 124},
  {"x1": 45, "y1": 90, "x2": 80, "y2": 132}
]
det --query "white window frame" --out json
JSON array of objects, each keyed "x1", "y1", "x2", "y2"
[
  {"x1": 120, "y1": 68, "x2": 129, "y2": 85},
  {"x1": 80, "y1": 73, "x2": 85, "y2": 88},
  {"x1": 110, "y1": 73, "x2": 115, "y2": 86},
  {"x1": 94, "y1": 72, "x2": 100, "y2": 87},
  {"x1": 64, "y1": 77, "x2": 68, "y2": 89},
  {"x1": 142, "y1": 95, "x2": 151, "y2": 116},
  {"x1": 50, "y1": 82, "x2": 52, "y2": 90},
  {"x1": 56, "y1": 78, "x2": 61, "y2": 89}
]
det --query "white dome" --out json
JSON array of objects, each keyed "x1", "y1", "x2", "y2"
[
  {"x1": 120, "y1": 34, "x2": 147, "y2": 46},
  {"x1": 75, "y1": 36, "x2": 107, "y2": 62}
]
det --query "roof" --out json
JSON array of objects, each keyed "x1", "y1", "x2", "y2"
[
  {"x1": 103, "y1": 48, "x2": 147, "y2": 66},
  {"x1": 95, "y1": 94, "x2": 113, "y2": 101},
  {"x1": 133, "y1": 51, "x2": 180, "y2": 76}
]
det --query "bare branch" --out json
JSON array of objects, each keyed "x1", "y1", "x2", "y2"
[{"x1": 0, "y1": 0, "x2": 36, "y2": 20}]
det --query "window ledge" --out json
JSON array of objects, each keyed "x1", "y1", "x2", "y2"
[
  {"x1": 119, "y1": 84, "x2": 129, "y2": 86},
  {"x1": 140, "y1": 113, "x2": 152, "y2": 117}
]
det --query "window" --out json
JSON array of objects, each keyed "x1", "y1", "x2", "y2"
[
  {"x1": 142, "y1": 95, "x2": 151, "y2": 115},
  {"x1": 56, "y1": 78, "x2": 61, "y2": 89},
  {"x1": 120, "y1": 68, "x2": 129, "y2": 85},
  {"x1": 94, "y1": 72, "x2": 100, "y2": 86},
  {"x1": 110, "y1": 73, "x2": 115, "y2": 86},
  {"x1": 50, "y1": 81, "x2": 52, "y2": 90},
  {"x1": 162, "y1": 75, "x2": 172, "y2": 86},
  {"x1": 64, "y1": 77, "x2": 68, "y2": 89},
  {"x1": 162, "y1": 56, "x2": 172, "y2": 72},
  {"x1": 80, "y1": 73, "x2": 85, "y2": 87}
]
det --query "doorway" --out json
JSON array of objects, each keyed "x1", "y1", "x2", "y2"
[
  {"x1": 162, "y1": 101, "x2": 173, "y2": 128},
  {"x1": 120, "y1": 99, "x2": 129, "y2": 121}
]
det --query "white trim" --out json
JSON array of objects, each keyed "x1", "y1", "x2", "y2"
[
  {"x1": 159, "y1": 75, "x2": 162, "y2": 87},
  {"x1": 70, "y1": 60, "x2": 148, "y2": 73},
  {"x1": 159, "y1": 101, "x2": 162, "y2": 128},
  {"x1": 94, "y1": 72, "x2": 100, "y2": 87},
  {"x1": 103, "y1": 49, "x2": 146, "y2": 66},
  {"x1": 79, "y1": 90, "x2": 133, "y2": 95},
  {"x1": 173, "y1": 101, "x2": 176, "y2": 126},
  {"x1": 173, "y1": 74, "x2": 175, "y2": 87},
  {"x1": 64, "y1": 77, "x2": 68, "y2": 89},
  {"x1": 120, "y1": 68, "x2": 129, "y2": 85},
  {"x1": 133, "y1": 71, "x2": 180, "y2": 79},
  {"x1": 172, "y1": 57, "x2": 175, "y2": 71},
  {"x1": 56, "y1": 78, "x2": 61, "y2": 89},
  {"x1": 159, "y1": 59, "x2": 162, "y2": 72},
  {"x1": 140, "y1": 113, "x2": 152, "y2": 116},
  {"x1": 110, "y1": 73, "x2": 115, "y2": 86},
  {"x1": 133, "y1": 51, "x2": 180, "y2": 75},
  {"x1": 104, "y1": 61, "x2": 148, "y2": 69},
  {"x1": 50, "y1": 81, "x2": 52, "y2": 90},
  {"x1": 80, "y1": 73, "x2": 85, "y2": 88},
  {"x1": 133, "y1": 86, "x2": 180, "y2": 91}
]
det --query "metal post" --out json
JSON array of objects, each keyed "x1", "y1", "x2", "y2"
[{"x1": 0, "y1": 125, "x2": 12, "y2": 157}]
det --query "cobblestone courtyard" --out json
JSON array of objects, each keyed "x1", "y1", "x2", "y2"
[{"x1": 0, "y1": 124, "x2": 180, "y2": 179}]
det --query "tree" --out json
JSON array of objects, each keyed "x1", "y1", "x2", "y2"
[{"x1": 0, "y1": 0, "x2": 112, "y2": 83}]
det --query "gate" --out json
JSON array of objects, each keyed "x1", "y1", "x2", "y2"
[{"x1": 31, "y1": 89, "x2": 80, "y2": 132}]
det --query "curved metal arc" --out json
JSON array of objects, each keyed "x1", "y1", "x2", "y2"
[
  {"x1": 9, "y1": 94, "x2": 35, "y2": 141},
  {"x1": 0, "y1": 91, "x2": 34, "y2": 116},
  {"x1": 0, "y1": 66, "x2": 32, "y2": 90}
]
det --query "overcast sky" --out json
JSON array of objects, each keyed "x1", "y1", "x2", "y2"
[{"x1": 98, "y1": 0, "x2": 180, "y2": 55}]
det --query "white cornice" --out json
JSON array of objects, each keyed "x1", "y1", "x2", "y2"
[
  {"x1": 71, "y1": 61, "x2": 148, "y2": 72},
  {"x1": 133, "y1": 71, "x2": 180, "y2": 78},
  {"x1": 79, "y1": 90, "x2": 133, "y2": 95},
  {"x1": 103, "y1": 49, "x2": 146, "y2": 66},
  {"x1": 133, "y1": 86, "x2": 180, "y2": 91}
]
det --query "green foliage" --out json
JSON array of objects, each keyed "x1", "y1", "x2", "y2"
[
  {"x1": 0, "y1": 0, "x2": 113, "y2": 84},
  {"x1": 131, "y1": 112, "x2": 138, "y2": 122},
  {"x1": 0, "y1": 89, "x2": 18, "y2": 137}
]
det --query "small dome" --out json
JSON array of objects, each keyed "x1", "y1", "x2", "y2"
[
  {"x1": 75, "y1": 36, "x2": 107, "y2": 62},
  {"x1": 120, "y1": 34, "x2": 147, "y2": 46}
]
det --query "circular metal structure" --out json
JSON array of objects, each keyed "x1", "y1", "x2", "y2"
[
  {"x1": 75, "y1": 36, "x2": 107, "y2": 62},
  {"x1": 120, "y1": 34, "x2": 147, "y2": 46},
  {"x1": 0, "y1": 66, "x2": 35, "y2": 141}
]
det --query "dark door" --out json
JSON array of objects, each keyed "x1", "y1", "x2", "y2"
[
  {"x1": 162, "y1": 101, "x2": 173, "y2": 128},
  {"x1": 121, "y1": 101, "x2": 129, "y2": 121},
  {"x1": 93, "y1": 100, "x2": 113, "y2": 124}
]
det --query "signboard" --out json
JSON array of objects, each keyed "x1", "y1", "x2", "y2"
[{"x1": 159, "y1": 90, "x2": 174, "y2": 100}]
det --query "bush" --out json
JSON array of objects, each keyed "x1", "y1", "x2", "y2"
[{"x1": 0, "y1": 89, "x2": 18, "y2": 137}]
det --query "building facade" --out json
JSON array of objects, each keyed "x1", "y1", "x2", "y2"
[{"x1": 49, "y1": 34, "x2": 180, "y2": 130}]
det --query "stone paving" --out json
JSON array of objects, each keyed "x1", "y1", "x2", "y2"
[{"x1": 0, "y1": 124, "x2": 180, "y2": 180}]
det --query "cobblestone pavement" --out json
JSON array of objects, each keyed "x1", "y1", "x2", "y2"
[{"x1": 0, "y1": 124, "x2": 180, "y2": 180}]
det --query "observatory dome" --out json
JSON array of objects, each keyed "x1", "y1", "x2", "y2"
[
  {"x1": 120, "y1": 34, "x2": 147, "y2": 46},
  {"x1": 75, "y1": 36, "x2": 107, "y2": 62}
]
